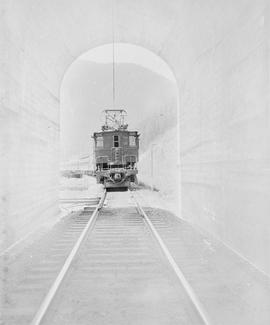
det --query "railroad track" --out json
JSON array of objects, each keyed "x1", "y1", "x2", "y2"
[
  {"x1": 1, "y1": 190, "x2": 210, "y2": 325},
  {"x1": 0, "y1": 194, "x2": 104, "y2": 325}
]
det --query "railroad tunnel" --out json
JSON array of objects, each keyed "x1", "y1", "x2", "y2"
[
  {"x1": 60, "y1": 42, "x2": 179, "y2": 203},
  {"x1": 1, "y1": 0, "x2": 270, "y2": 281}
]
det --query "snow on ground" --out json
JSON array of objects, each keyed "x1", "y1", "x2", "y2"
[
  {"x1": 60, "y1": 173, "x2": 180, "y2": 218},
  {"x1": 135, "y1": 187, "x2": 180, "y2": 218},
  {"x1": 59, "y1": 173, "x2": 180, "y2": 225},
  {"x1": 1, "y1": 174, "x2": 178, "y2": 256},
  {"x1": 60, "y1": 175, "x2": 103, "y2": 199},
  {"x1": 60, "y1": 175, "x2": 103, "y2": 214}
]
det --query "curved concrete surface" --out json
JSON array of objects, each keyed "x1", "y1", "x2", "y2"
[{"x1": 0, "y1": 0, "x2": 270, "y2": 278}]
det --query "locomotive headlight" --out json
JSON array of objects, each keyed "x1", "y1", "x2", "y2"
[{"x1": 114, "y1": 173, "x2": 121, "y2": 180}]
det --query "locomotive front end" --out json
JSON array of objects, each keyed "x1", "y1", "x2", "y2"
[{"x1": 93, "y1": 110, "x2": 139, "y2": 190}]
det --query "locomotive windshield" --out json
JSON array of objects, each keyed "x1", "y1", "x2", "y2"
[
  {"x1": 96, "y1": 136, "x2": 103, "y2": 147},
  {"x1": 129, "y1": 135, "x2": 136, "y2": 146}
]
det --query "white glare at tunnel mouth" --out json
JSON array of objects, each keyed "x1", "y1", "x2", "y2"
[{"x1": 79, "y1": 43, "x2": 176, "y2": 83}]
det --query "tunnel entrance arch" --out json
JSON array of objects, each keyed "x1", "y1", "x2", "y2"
[{"x1": 59, "y1": 43, "x2": 181, "y2": 213}]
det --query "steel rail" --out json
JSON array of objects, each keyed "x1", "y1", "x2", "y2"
[
  {"x1": 30, "y1": 190, "x2": 107, "y2": 325},
  {"x1": 130, "y1": 191, "x2": 211, "y2": 325}
]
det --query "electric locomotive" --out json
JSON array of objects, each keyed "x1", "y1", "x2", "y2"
[{"x1": 93, "y1": 110, "x2": 139, "y2": 190}]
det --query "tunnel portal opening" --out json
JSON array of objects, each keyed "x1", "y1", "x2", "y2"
[{"x1": 59, "y1": 43, "x2": 180, "y2": 212}]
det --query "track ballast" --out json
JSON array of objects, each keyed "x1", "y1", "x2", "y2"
[{"x1": 32, "y1": 190, "x2": 209, "y2": 325}]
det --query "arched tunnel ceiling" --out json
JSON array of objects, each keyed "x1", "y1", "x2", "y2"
[{"x1": 4, "y1": 0, "x2": 264, "y2": 95}]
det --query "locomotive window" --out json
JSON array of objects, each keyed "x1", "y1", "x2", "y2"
[
  {"x1": 96, "y1": 136, "x2": 103, "y2": 147},
  {"x1": 113, "y1": 135, "x2": 119, "y2": 147},
  {"x1": 129, "y1": 135, "x2": 136, "y2": 146},
  {"x1": 123, "y1": 136, "x2": 128, "y2": 146}
]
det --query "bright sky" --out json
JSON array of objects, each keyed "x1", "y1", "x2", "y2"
[{"x1": 79, "y1": 43, "x2": 176, "y2": 83}]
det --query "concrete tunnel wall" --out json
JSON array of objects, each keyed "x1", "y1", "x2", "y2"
[{"x1": 0, "y1": 0, "x2": 270, "y2": 275}]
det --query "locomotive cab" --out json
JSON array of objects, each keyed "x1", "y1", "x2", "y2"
[{"x1": 93, "y1": 110, "x2": 139, "y2": 190}]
